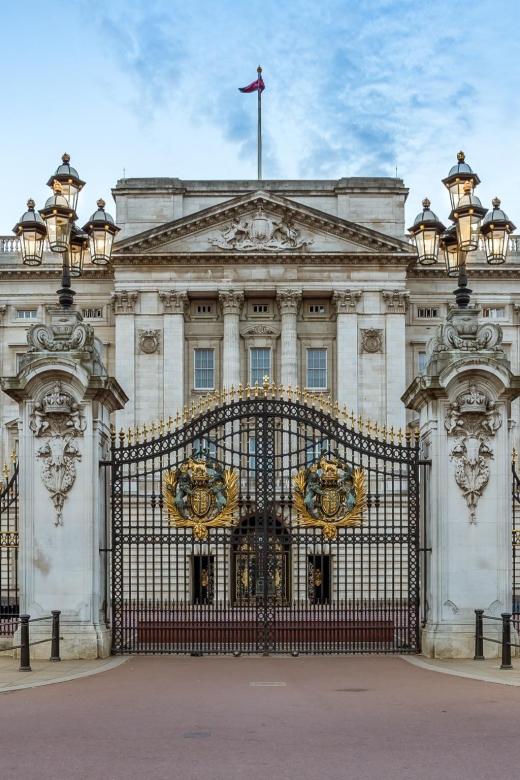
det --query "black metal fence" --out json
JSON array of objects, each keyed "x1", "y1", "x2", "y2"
[
  {"x1": 0, "y1": 462, "x2": 19, "y2": 635},
  {"x1": 110, "y1": 387, "x2": 421, "y2": 655},
  {"x1": 474, "y1": 609, "x2": 518, "y2": 669},
  {"x1": 0, "y1": 611, "x2": 61, "y2": 671},
  {"x1": 512, "y1": 459, "x2": 520, "y2": 631}
]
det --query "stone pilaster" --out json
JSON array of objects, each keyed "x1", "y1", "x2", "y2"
[
  {"x1": 111, "y1": 290, "x2": 139, "y2": 428},
  {"x1": 333, "y1": 290, "x2": 362, "y2": 413},
  {"x1": 403, "y1": 308, "x2": 520, "y2": 658},
  {"x1": 382, "y1": 289, "x2": 409, "y2": 430},
  {"x1": 277, "y1": 289, "x2": 302, "y2": 388},
  {"x1": 1, "y1": 309, "x2": 127, "y2": 659},
  {"x1": 159, "y1": 290, "x2": 188, "y2": 418},
  {"x1": 219, "y1": 290, "x2": 244, "y2": 389}
]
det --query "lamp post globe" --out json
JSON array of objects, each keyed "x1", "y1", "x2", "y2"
[
  {"x1": 442, "y1": 151, "x2": 481, "y2": 211},
  {"x1": 407, "y1": 198, "x2": 445, "y2": 265},
  {"x1": 480, "y1": 198, "x2": 516, "y2": 265},
  {"x1": 83, "y1": 199, "x2": 120, "y2": 266},
  {"x1": 46, "y1": 153, "x2": 85, "y2": 213},
  {"x1": 69, "y1": 226, "x2": 89, "y2": 278},
  {"x1": 39, "y1": 181, "x2": 77, "y2": 253},
  {"x1": 13, "y1": 199, "x2": 47, "y2": 266}
]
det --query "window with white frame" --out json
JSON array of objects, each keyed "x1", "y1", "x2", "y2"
[
  {"x1": 418, "y1": 352, "x2": 427, "y2": 374},
  {"x1": 309, "y1": 304, "x2": 326, "y2": 314},
  {"x1": 250, "y1": 348, "x2": 271, "y2": 386},
  {"x1": 194, "y1": 349, "x2": 215, "y2": 390},
  {"x1": 16, "y1": 310, "x2": 37, "y2": 319},
  {"x1": 306, "y1": 438, "x2": 329, "y2": 466},
  {"x1": 482, "y1": 308, "x2": 505, "y2": 319},
  {"x1": 306, "y1": 349, "x2": 327, "y2": 389},
  {"x1": 82, "y1": 308, "x2": 103, "y2": 319},
  {"x1": 417, "y1": 308, "x2": 438, "y2": 319},
  {"x1": 193, "y1": 437, "x2": 216, "y2": 459}
]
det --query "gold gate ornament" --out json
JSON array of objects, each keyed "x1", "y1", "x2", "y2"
[
  {"x1": 163, "y1": 455, "x2": 238, "y2": 540},
  {"x1": 293, "y1": 454, "x2": 366, "y2": 539}
]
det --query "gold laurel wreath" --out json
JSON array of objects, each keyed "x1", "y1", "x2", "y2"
[
  {"x1": 293, "y1": 467, "x2": 367, "y2": 540},
  {"x1": 163, "y1": 467, "x2": 239, "y2": 540}
]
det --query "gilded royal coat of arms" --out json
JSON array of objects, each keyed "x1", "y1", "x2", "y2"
[
  {"x1": 293, "y1": 453, "x2": 366, "y2": 540},
  {"x1": 163, "y1": 452, "x2": 238, "y2": 540}
]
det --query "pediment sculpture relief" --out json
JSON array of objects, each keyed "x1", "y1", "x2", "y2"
[{"x1": 208, "y1": 209, "x2": 313, "y2": 252}]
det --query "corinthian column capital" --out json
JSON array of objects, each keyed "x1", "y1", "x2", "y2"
[
  {"x1": 382, "y1": 289, "x2": 410, "y2": 314},
  {"x1": 159, "y1": 290, "x2": 189, "y2": 315},
  {"x1": 276, "y1": 288, "x2": 302, "y2": 315},
  {"x1": 219, "y1": 289, "x2": 244, "y2": 316},
  {"x1": 332, "y1": 289, "x2": 362, "y2": 314}
]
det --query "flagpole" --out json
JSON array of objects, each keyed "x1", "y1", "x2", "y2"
[{"x1": 257, "y1": 65, "x2": 262, "y2": 180}]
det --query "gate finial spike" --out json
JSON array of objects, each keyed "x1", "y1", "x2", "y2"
[
  {"x1": 357, "y1": 414, "x2": 363, "y2": 432},
  {"x1": 11, "y1": 449, "x2": 17, "y2": 464},
  {"x1": 366, "y1": 418, "x2": 372, "y2": 436},
  {"x1": 342, "y1": 406, "x2": 347, "y2": 424},
  {"x1": 119, "y1": 428, "x2": 125, "y2": 445},
  {"x1": 127, "y1": 427, "x2": 133, "y2": 444},
  {"x1": 254, "y1": 381, "x2": 259, "y2": 398},
  {"x1": 262, "y1": 375, "x2": 269, "y2": 396},
  {"x1": 389, "y1": 426, "x2": 395, "y2": 443},
  {"x1": 373, "y1": 421, "x2": 380, "y2": 439},
  {"x1": 406, "y1": 427, "x2": 412, "y2": 444},
  {"x1": 295, "y1": 385, "x2": 300, "y2": 402},
  {"x1": 183, "y1": 406, "x2": 188, "y2": 424},
  {"x1": 246, "y1": 382, "x2": 251, "y2": 399},
  {"x1": 142, "y1": 423, "x2": 148, "y2": 440},
  {"x1": 151, "y1": 421, "x2": 157, "y2": 439},
  {"x1": 414, "y1": 427, "x2": 420, "y2": 443},
  {"x1": 397, "y1": 427, "x2": 403, "y2": 445},
  {"x1": 222, "y1": 386, "x2": 227, "y2": 404},
  {"x1": 349, "y1": 409, "x2": 355, "y2": 428},
  {"x1": 230, "y1": 384, "x2": 235, "y2": 403},
  {"x1": 334, "y1": 400, "x2": 340, "y2": 420},
  {"x1": 279, "y1": 382, "x2": 285, "y2": 400},
  {"x1": 110, "y1": 424, "x2": 116, "y2": 442},
  {"x1": 287, "y1": 383, "x2": 292, "y2": 400},
  {"x1": 270, "y1": 380, "x2": 276, "y2": 398},
  {"x1": 238, "y1": 383, "x2": 243, "y2": 400},
  {"x1": 135, "y1": 425, "x2": 141, "y2": 442},
  {"x1": 175, "y1": 412, "x2": 181, "y2": 429},
  {"x1": 3, "y1": 464, "x2": 9, "y2": 480},
  {"x1": 381, "y1": 424, "x2": 387, "y2": 441},
  {"x1": 190, "y1": 400, "x2": 196, "y2": 419},
  {"x1": 198, "y1": 397, "x2": 204, "y2": 415},
  {"x1": 159, "y1": 419, "x2": 165, "y2": 436}
]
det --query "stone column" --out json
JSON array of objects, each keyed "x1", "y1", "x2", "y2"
[
  {"x1": 219, "y1": 290, "x2": 244, "y2": 390},
  {"x1": 111, "y1": 290, "x2": 139, "y2": 429},
  {"x1": 403, "y1": 308, "x2": 520, "y2": 658},
  {"x1": 1, "y1": 309, "x2": 127, "y2": 659},
  {"x1": 333, "y1": 290, "x2": 362, "y2": 414},
  {"x1": 277, "y1": 289, "x2": 302, "y2": 388},
  {"x1": 159, "y1": 290, "x2": 188, "y2": 419},
  {"x1": 382, "y1": 289, "x2": 409, "y2": 431}
]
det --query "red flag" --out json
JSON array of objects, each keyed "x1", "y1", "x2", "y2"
[{"x1": 239, "y1": 78, "x2": 265, "y2": 93}]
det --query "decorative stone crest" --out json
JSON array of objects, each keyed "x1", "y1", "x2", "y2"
[
  {"x1": 219, "y1": 290, "x2": 244, "y2": 316},
  {"x1": 159, "y1": 290, "x2": 188, "y2": 314},
  {"x1": 29, "y1": 381, "x2": 86, "y2": 526},
  {"x1": 138, "y1": 329, "x2": 161, "y2": 354},
  {"x1": 276, "y1": 289, "x2": 302, "y2": 315},
  {"x1": 110, "y1": 290, "x2": 139, "y2": 314},
  {"x1": 241, "y1": 324, "x2": 280, "y2": 336},
  {"x1": 209, "y1": 209, "x2": 313, "y2": 252},
  {"x1": 429, "y1": 308, "x2": 504, "y2": 354},
  {"x1": 382, "y1": 289, "x2": 410, "y2": 314},
  {"x1": 445, "y1": 382, "x2": 502, "y2": 524},
  {"x1": 360, "y1": 329, "x2": 383, "y2": 354},
  {"x1": 332, "y1": 290, "x2": 362, "y2": 314},
  {"x1": 25, "y1": 309, "x2": 104, "y2": 376}
]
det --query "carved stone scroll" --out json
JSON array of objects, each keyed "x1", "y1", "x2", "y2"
[
  {"x1": 444, "y1": 382, "x2": 502, "y2": 524},
  {"x1": 29, "y1": 381, "x2": 86, "y2": 526}
]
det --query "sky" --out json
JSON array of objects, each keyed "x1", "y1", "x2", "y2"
[{"x1": 0, "y1": 0, "x2": 519, "y2": 233}]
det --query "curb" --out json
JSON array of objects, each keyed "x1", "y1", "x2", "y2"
[
  {"x1": 0, "y1": 656, "x2": 129, "y2": 693},
  {"x1": 401, "y1": 654, "x2": 520, "y2": 687}
]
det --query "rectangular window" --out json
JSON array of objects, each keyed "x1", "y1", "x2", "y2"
[
  {"x1": 82, "y1": 308, "x2": 103, "y2": 319},
  {"x1": 193, "y1": 437, "x2": 216, "y2": 459},
  {"x1": 16, "y1": 310, "x2": 37, "y2": 319},
  {"x1": 248, "y1": 437, "x2": 256, "y2": 478},
  {"x1": 306, "y1": 349, "x2": 327, "y2": 389},
  {"x1": 196, "y1": 305, "x2": 213, "y2": 314},
  {"x1": 194, "y1": 349, "x2": 215, "y2": 390},
  {"x1": 482, "y1": 308, "x2": 504, "y2": 319},
  {"x1": 16, "y1": 353, "x2": 25, "y2": 372},
  {"x1": 250, "y1": 348, "x2": 271, "y2": 386},
  {"x1": 418, "y1": 352, "x2": 427, "y2": 374},
  {"x1": 417, "y1": 308, "x2": 438, "y2": 319},
  {"x1": 306, "y1": 438, "x2": 329, "y2": 467},
  {"x1": 253, "y1": 304, "x2": 269, "y2": 313},
  {"x1": 309, "y1": 304, "x2": 326, "y2": 314}
]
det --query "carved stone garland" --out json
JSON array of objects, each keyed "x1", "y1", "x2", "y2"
[
  {"x1": 29, "y1": 382, "x2": 86, "y2": 526},
  {"x1": 444, "y1": 382, "x2": 501, "y2": 524}
]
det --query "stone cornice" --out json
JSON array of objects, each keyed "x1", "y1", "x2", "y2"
[
  {"x1": 113, "y1": 190, "x2": 413, "y2": 256},
  {"x1": 110, "y1": 252, "x2": 411, "y2": 267}
]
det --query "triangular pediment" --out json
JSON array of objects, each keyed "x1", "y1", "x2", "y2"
[{"x1": 113, "y1": 190, "x2": 412, "y2": 258}]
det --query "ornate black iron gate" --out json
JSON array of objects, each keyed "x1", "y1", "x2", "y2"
[
  {"x1": 0, "y1": 462, "x2": 19, "y2": 636},
  {"x1": 111, "y1": 387, "x2": 420, "y2": 654}
]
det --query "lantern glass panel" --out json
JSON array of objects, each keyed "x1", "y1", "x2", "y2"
[
  {"x1": 415, "y1": 226, "x2": 440, "y2": 265},
  {"x1": 69, "y1": 244, "x2": 85, "y2": 277},
  {"x1": 455, "y1": 213, "x2": 481, "y2": 252},
  {"x1": 484, "y1": 227, "x2": 508, "y2": 265},
  {"x1": 20, "y1": 229, "x2": 44, "y2": 266},
  {"x1": 46, "y1": 215, "x2": 71, "y2": 253},
  {"x1": 448, "y1": 180, "x2": 472, "y2": 211},
  {"x1": 60, "y1": 182, "x2": 81, "y2": 212},
  {"x1": 89, "y1": 228, "x2": 114, "y2": 266},
  {"x1": 443, "y1": 244, "x2": 464, "y2": 277}
]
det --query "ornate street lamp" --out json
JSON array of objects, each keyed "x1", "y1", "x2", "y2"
[
  {"x1": 12, "y1": 154, "x2": 119, "y2": 309},
  {"x1": 407, "y1": 199, "x2": 445, "y2": 265},
  {"x1": 480, "y1": 197, "x2": 516, "y2": 265},
  {"x1": 13, "y1": 199, "x2": 46, "y2": 266},
  {"x1": 409, "y1": 152, "x2": 515, "y2": 309}
]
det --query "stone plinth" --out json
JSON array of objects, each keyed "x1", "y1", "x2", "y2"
[
  {"x1": 1, "y1": 310, "x2": 127, "y2": 659},
  {"x1": 403, "y1": 308, "x2": 520, "y2": 658}
]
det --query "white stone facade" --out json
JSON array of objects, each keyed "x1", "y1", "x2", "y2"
[{"x1": 0, "y1": 178, "x2": 519, "y2": 455}]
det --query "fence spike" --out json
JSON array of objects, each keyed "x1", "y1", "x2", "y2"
[
  {"x1": 295, "y1": 385, "x2": 300, "y2": 402},
  {"x1": 110, "y1": 424, "x2": 116, "y2": 442},
  {"x1": 118, "y1": 428, "x2": 125, "y2": 445},
  {"x1": 287, "y1": 383, "x2": 293, "y2": 401},
  {"x1": 158, "y1": 419, "x2": 165, "y2": 436},
  {"x1": 183, "y1": 406, "x2": 188, "y2": 424},
  {"x1": 238, "y1": 383, "x2": 244, "y2": 401},
  {"x1": 263, "y1": 375, "x2": 269, "y2": 396},
  {"x1": 175, "y1": 412, "x2": 181, "y2": 430},
  {"x1": 11, "y1": 449, "x2": 17, "y2": 464},
  {"x1": 151, "y1": 421, "x2": 157, "y2": 439},
  {"x1": 349, "y1": 409, "x2": 355, "y2": 428},
  {"x1": 397, "y1": 427, "x2": 403, "y2": 445},
  {"x1": 127, "y1": 427, "x2": 133, "y2": 444}
]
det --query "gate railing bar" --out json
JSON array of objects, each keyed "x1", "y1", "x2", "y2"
[
  {"x1": 0, "y1": 611, "x2": 61, "y2": 671},
  {"x1": 474, "y1": 609, "x2": 516, "y2": 669}
]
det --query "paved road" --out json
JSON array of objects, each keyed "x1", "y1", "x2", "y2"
[{"x1": 1, "y1": 655, "x2": 518, "y2": 780}]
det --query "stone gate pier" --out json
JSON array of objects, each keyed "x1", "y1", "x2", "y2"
[
  {"x1": 1, "y1": 309, "x2": 126, "y2": 659},
  {"x1": 403, "y1": 307, "x2": 520, "y2": 658}
]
